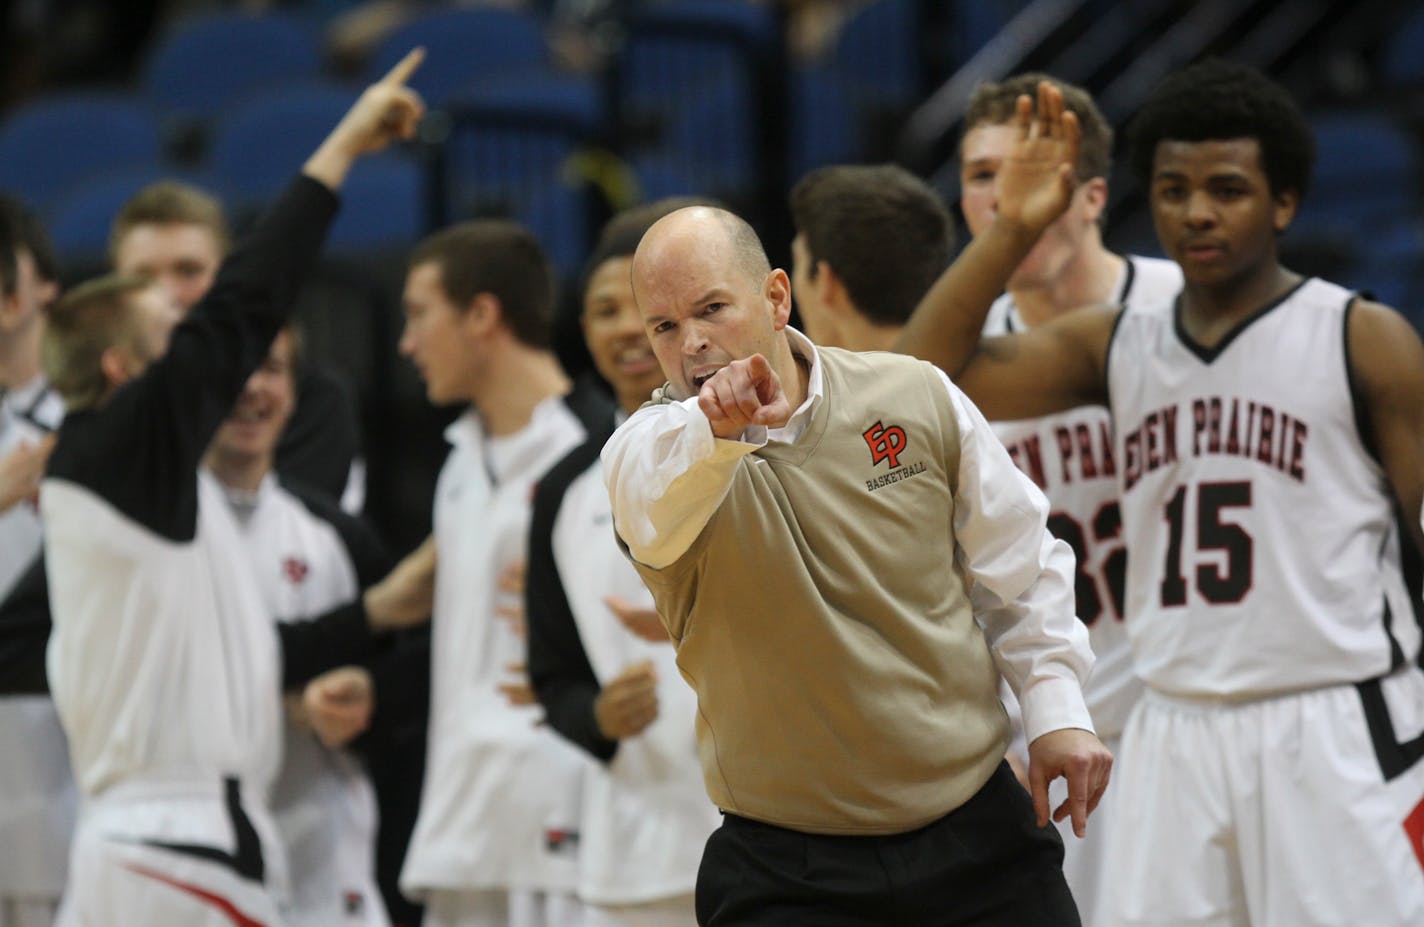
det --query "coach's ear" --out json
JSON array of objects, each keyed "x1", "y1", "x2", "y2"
[{"x1": 766, "y1": 268, "x2": 793, "y2": 331}]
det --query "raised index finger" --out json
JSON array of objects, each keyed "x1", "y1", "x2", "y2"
[{"x1": 380, "y1": 47, "x2": 426, "y2": 88}]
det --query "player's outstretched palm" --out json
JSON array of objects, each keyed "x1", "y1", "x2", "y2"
[{"x1": 995, "y1": 81, "x2": 1081, "y2": 237}]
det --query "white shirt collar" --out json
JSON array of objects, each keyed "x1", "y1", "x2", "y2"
[{"x1": 746, "y1": 326, "x2": 823, "y2": 446}]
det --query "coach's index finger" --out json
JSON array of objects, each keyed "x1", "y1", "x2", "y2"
[{"x1": 381, "y1": 47, "x2": 426, "y2": 89}]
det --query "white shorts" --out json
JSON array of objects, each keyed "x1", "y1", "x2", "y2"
[
  {"x1": 57, "y1": 777, "x2": 286, "y2": 927},
  {"x1": 424, "y1": 889, "x2": 587, "y2": 927},
  {"x1": 56, "y1": 840, "x2": 282, "y2": 927},
  {"x1": 1101, "y1": 669, "x2": 1424, "y2": 927},
  {"x1": 582, "y1": 894, "x2": 695, "y2": 927}
]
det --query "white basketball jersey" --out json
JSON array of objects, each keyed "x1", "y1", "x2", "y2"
[
  {"x1": 224, "y1": 474, "x2": 389, "y2": 927},
  {"x1": 402, "y1": 397, "x2": 593, "y2": 896},
  {"x1": 1107, "y1": 277, "x2": 1419, "y2": 697},
  {"x1": 44, "y1": 471, "x2": 285, "y2": 798},
  {"x1": 552, "y1": 460, "x2": 718, "y2": 906},
  {"x1": 0, "y1": 377, "x2": 74, "y2": 897},
  {"x1": 986, "y1": 256, "x2": 1182, "y2": 735}
]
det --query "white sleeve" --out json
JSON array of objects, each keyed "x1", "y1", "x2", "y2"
[
  {"x1": 601, "y1": 397, "x2": 764, "y2": 570},
  {"x1": 933, "y1": 366, "x2": 1095, "y2": 744}
]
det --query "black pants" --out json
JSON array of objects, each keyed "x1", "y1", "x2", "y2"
[{"x1": 695, "y1": 762, "x2": 1080, "y2": 926}]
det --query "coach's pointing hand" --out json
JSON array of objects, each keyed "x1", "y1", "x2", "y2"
[{"x1": 699, "y1": 353, "x2": 793, "y2": 439}]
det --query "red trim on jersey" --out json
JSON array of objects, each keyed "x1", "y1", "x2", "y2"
[
  {"x1": 123, "y1": 864, "x2": 270, "y2": 927},
  {"x1": 1404, "y1": 797, "x2": 1424, "y2": 874}
]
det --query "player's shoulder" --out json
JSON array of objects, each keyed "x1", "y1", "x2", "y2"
[{"x1": 1125, "y1": 255, "x2": 1183, "y2": 303}]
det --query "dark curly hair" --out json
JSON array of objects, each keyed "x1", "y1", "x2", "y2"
[{"x1": 1128, "y1": 59, "x2": 1315, "y2": 199}]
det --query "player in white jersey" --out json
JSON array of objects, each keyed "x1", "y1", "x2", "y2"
[
  {"x1": 528, "y1": 200, "x2": 724, "y2": 926},
  {"x1": 0, "y1": 199, "x2": 73, "y2": 927},
  {"x1": 954, "y1": 74, "x2": 1182, "y2": 926},
  {"x1": 36, "y1": 55, "x2": 425, "y2": 927},
  {"x1": 395, "y1": 221, "x2": 609, "y2": 927},
  {"x1": 898, "y1": 64, "x2": 1424, "y2": 926},
  {"x1": 204, "y1": 327, "x2": 400, "y2": 927}
]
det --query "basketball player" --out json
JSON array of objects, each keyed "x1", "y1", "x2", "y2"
[
  {"x1": 38, "y1": 51, "x2": 424, "y2": 926},
  {"x1": 0, "y1": 198, "x2": 72, "y2": 927},
  {"x1": 110, "y1": 180, "x2": 365, "y2": 510},
  {"x1": 899, "y1": 61, "x2": 1424, "y2": 926},
  {"x1": 953, "y1": 73, "x2": 1182, "y2": 926},
  {"x1": 395, "y1": 221, "x2": 610, "y2": 927},
  {"x1": 204, "y1": 327, "x2": 398, "y2": 927},
  {"x1": 787, "y1": 164, "x2": 954, "y2": 352},
  {"x1": 527, "y1": 199, "x2": 723, "y2": 926}
]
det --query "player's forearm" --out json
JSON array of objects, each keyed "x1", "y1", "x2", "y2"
[{"x1": 896, "y1": 217, "x2": 1040, "y2": 376}]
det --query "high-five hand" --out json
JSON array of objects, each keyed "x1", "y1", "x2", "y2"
[
  {"x1": 993, "y1": 80, "x2": 1082, "y2": 238},
  {"x1": 303, "y1": 46, "x2": 427, "y2": 188},
  {"x1": 698, "y1": 353, "x2": 793, "y2": 439}
]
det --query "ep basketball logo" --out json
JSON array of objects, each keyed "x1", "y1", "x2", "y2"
[
  {"x1": 863, "y1": 421, "x2": 908, "y2": 468},
  {"x1": 863, "y1": 420, "x2": 926, "y2": 492},
  {"x1": 283, "y1": 557, "x2": 309, "y2": 585}
]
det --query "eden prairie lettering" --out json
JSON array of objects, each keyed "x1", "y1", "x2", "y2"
[{"x1": 1122, "y1": 396, "x2": 1309, "y2": 491}]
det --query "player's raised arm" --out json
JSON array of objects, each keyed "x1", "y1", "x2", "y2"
[
  {"x1": 304, "y1": 47, "x2": 426, "y2": 190},
  {"x1": 895, "y1": 82, "x2": 1114, "y2": 419}
]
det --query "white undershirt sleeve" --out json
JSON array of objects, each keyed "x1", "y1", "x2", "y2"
[
  {"x1": 602, "y1": 396, "x2": 764, "y2": 570},
  {"x1": 934, "y1": 366, "x2": 1095, "y2": 744}
]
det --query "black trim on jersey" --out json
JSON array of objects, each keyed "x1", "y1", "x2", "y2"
[
  {"x1": 1381, "y1": 598, "x2": 1407, "y2": 673},
  {"x1": 1171, "y1": 277, "x2": 1310, "y2": 365},
  {"x1": 1114, "y1": 255, "x2": 1139, "y2": 306},
  {"x1": 1356, "y1": 675, "x2": 1424, "y2": 782},
  {"x1": 143, "y1": 777, "x2": 265, "y2": 883},
  {"x1": 1339, "y1": 294, "x2": 1381, "y2": 462},
  {"x1": 527, "y1": 411, "x2": 621, "y2": 763},
  {"x1": 282, "y1": 478, "x2": 392, "y2": 589},
  {"x1": 276, "y1": 366, "x2": 361, "y2": 501},
  {"x1": 561, "y1": 377, "x2": 619, "y2": 435},
  {"x1": 1399, "y1": 511, "x2": 1424, "y2": 668},
  {"x1": 45, "y1": 177, "x2": 339, "y2": 543},
  {"x1": 0, "y1": 553, "x2": 52, "y2": 694},
  {"x1": 1102, "y1": 303, "x2": 1132, "y2": 420},
  {"x1": 17, "y1": 385, "x2": 58, "y2": 434}
]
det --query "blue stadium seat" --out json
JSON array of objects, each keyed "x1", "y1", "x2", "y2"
[
  {"x1": 1295, "y1": 112, "x2": 1419, "y2": 232},
  {"x1": 326, "y1": 154, "x2": 429, "y2": 254},
  {"x1": 1340, "y1": 219, "x2": 1424, "y2": 318},
  {"x1": 207, "y1": 82, "x2": 360, "y2": 211},
  {"x1": 617, "y1": 0, "x2": 778, "y2": 199},
  {"x1": 830, "y1": 0, "x2": 919, "y2": 108},
  {"x1": 364, "y1": 6, "x2": 552, "y2": 107},
  {"x1": 1381, "y1": 5, "x2": 1424, "y2": 87},
  {"x1": 142, "y1": 11, "x2": 323, "y2": 124},
  {"x1": 0, "y1": 94, "x2": 165, "y2": 212},
  {"x1": 45, "y1": 165, "x2": 209, "y2": 268},
  {"x1": 789, "y1": 65, "x2": 858, "y2": 179}
]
